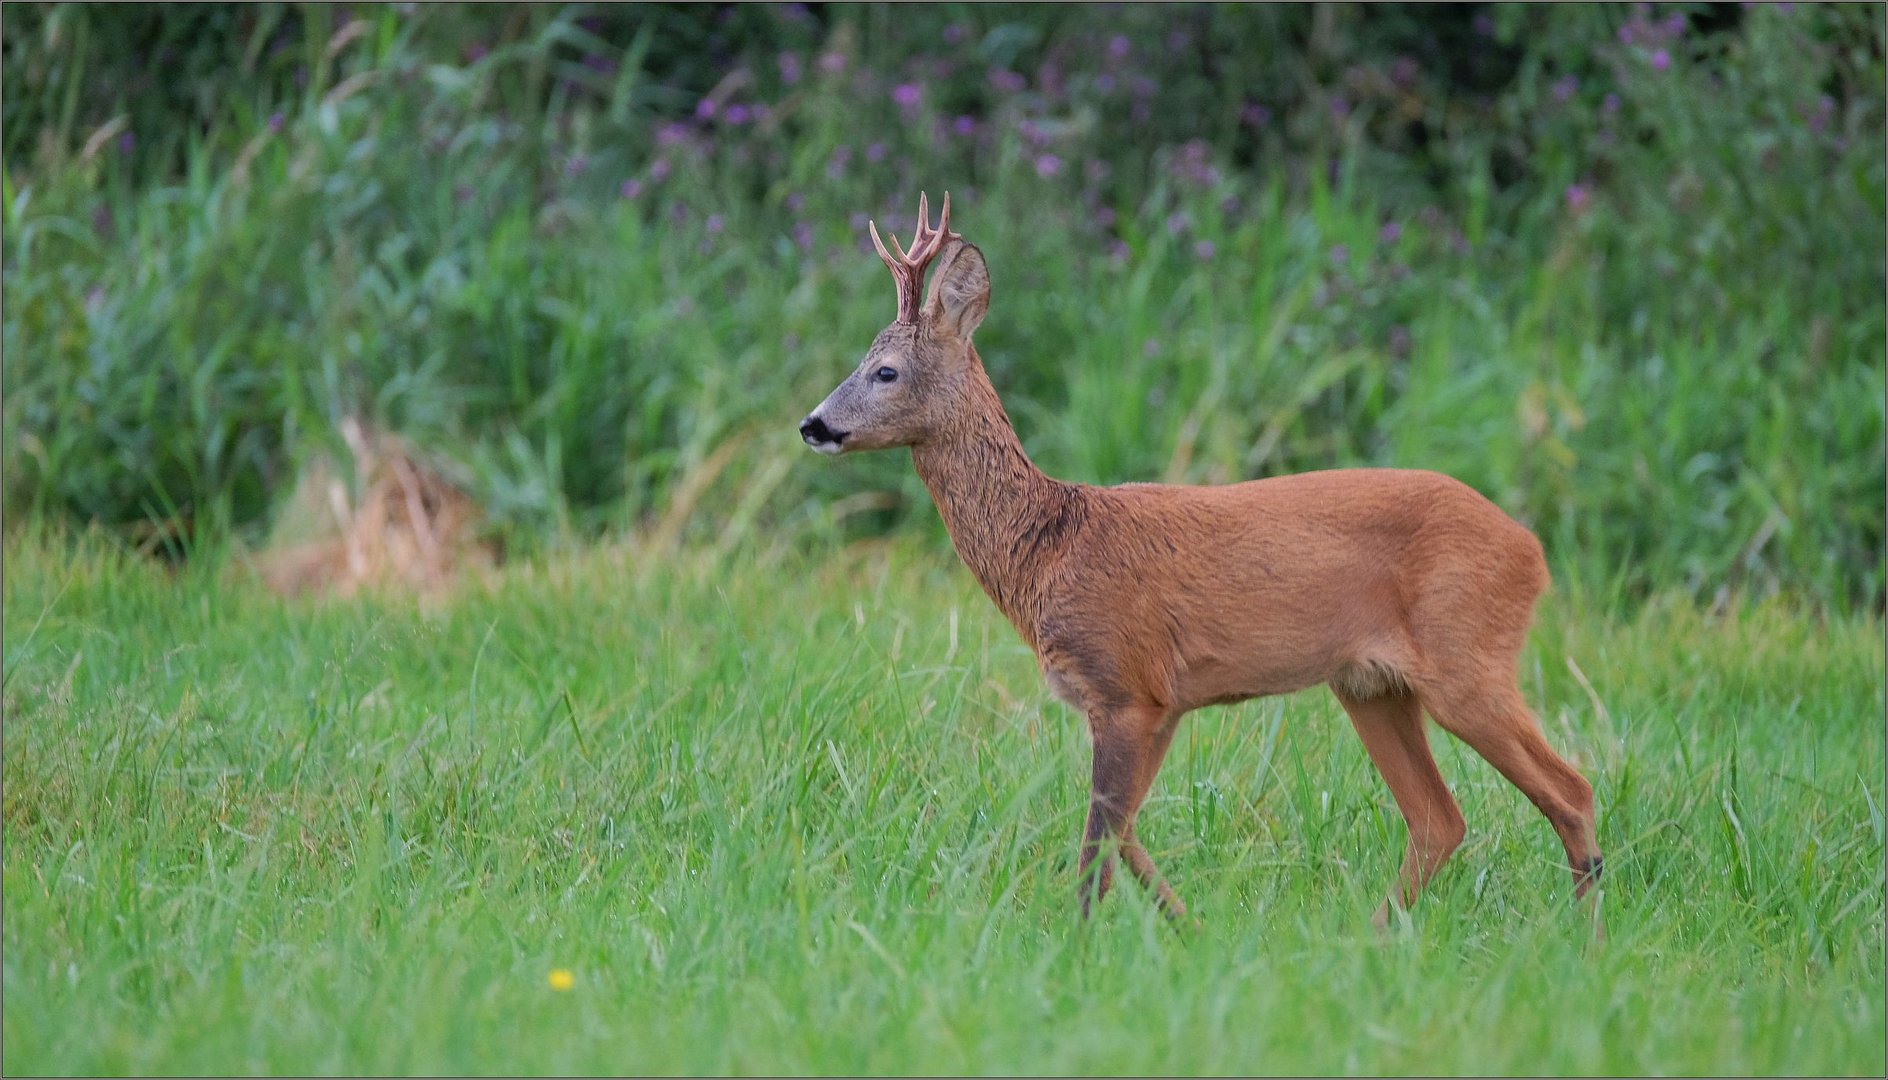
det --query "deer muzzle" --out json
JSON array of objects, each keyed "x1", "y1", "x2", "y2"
[{"x1": 799, "y1": 414, "x2": 848, "y2": 454}]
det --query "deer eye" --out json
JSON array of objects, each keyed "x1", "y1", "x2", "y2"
[{"x1": 874, "y1": 366, "x2": 899, "y2": 383}]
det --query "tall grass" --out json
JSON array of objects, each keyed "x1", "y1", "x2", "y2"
[
  {"x1": 2, "y1": 3, "x2": 1883, "y2": 608},
  {"x1": 3, "y1": 528, "x2": 1881, "y2": 1074}
]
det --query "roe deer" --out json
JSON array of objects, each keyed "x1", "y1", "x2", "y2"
[{"x1": 799, "y1": 193, "x2": 1601, "y2": 925}]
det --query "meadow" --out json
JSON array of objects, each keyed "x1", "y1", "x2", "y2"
[
  {"x1": 3, "y1": 530, "x2": 1883, "y2": 1074},
  {"x1": 3, "y1": 4, "x2": 1885, "y2": 1075}
]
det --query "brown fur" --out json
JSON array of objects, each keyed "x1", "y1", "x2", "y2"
[{"x1": 803, "y1": 196, "x2": 1601, "y2": 925}]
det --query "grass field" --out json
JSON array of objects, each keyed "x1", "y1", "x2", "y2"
[{"x1": 3, "y1": 528, "x2": 1881, "y2": 1075}]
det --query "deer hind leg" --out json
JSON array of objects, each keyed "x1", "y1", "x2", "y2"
[
  {"x1": 1080, "y1": 704, "x2": 1188, "y2": 922},
  {"x1": 1421, "y1": 672, "x2": 1602, "y2": 899},
  {"x1": 1333, "y1": 687, "x2": 1467, "y2": 927}
]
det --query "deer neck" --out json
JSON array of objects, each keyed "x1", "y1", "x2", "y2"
[{"x1": 909, "y1": 359, "x2": 1077, "y2": 642}]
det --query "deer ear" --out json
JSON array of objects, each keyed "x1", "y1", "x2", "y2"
[{"x1": 923, "y1": 239, "x2": 990, "y2": 340}]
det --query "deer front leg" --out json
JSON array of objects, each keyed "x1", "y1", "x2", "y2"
[{"x1": 1078, "y1": 704, "x2": 1187, "y2": 921}]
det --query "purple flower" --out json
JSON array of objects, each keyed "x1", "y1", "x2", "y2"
[
  {"x1": 1241, "y1": 101, "x2": 1272, "y2": 127},
  {"x1": 1602, "y1": 92, "x2": 1621, "y2": 116},
  {"x1": 1388, "y1": 325, "x2": 1412, "y2": 358},
  {"x1": 1166, "y1": 212, "x2": 1189, "y2": 235},
  {"x1": 1108, "y1": 239, "x2": 1131, "y2": 262},
  {"x1": 1330, "y1": 96, "x2": 1351, "y2": 120},
  {"x1": 1193, "y1": 240, "x2": 1216, "y2": 260},
  {"x1": 695, "y1": 98, "x2": 718, "y2": 120},
  {"x1": 1166, "y1": 29, "x2": 1189, "y2": 52},
  {"x1": 584, "y1": 54, "x2": 617, "y2": 77},
  {"x1": 620, "y1": 179, "x2": 643, "y2": 200},
  {"x1": 1379, "y1": 221, "x2": 1402, "y2": 245},
  {"x1": 827, "y1": 145, "x2": 852, "y2": 180},
  {"x1": 464, "y1": 42, "x2": 488, "y2": 63},
  {"x1": 778, "y1": 52, "x2": 802, "y2": 85},
  {"x1": 1142, "y1": 338, "x2": 1161, "y2": 358},
  {"x1": 1650, "y1": 48, "x2": 1670, "y2": 72},
  {"x1": 649, "y1": 158, "x2": 672, "y2": 182},
  {"x1": 792, "y1": 222, "x2": 815, "y2": 252},
  {"x1": 782, "y1": 3, "x2": 811, "y2": 22},
  {"x1": 866, "y1": 142, "x2": 886, "y2": 163},
  {"x1": 1035, "y1": 153, "x2": 1062, "y2": 178},
  {"x1": 1663, "y1": 12, "x2": 1687, "y2": 36},
  {"x1": 944, "y1": 23, "x2": 969, "y2": 44},
  {"x1": 1808, "y1": 94, "x2": 1836, "y2": 135},
  {"x1": 1095, "y1": 73, "x2": 1116, "y2": 93},
  {"x1": 1095, "y1": 206, "x2": 1117, "y2": 229},
  {"x1": 725, "y1": 104, "x2": 751, "y2": 125},
  {"x1": 1108, "y1": 35, "x2": 1130, "y2": 59},
  {"x1": 819, "y1": 51, "x2": 848, "y2": 75},
  {"x1": 116, "y1": 130, "x2": 135, "y2": 154},
  {"x1": 990, "y1": 68, "x2": 1026, "y2": 94},
  {"x1": 1173, "y1": 138, "x2": 1217, "y2": 186},
  {"x1": 1473, "y1": 13, "x2": 1495, "y2": 37},
  {"x1": 893, "y1": 83, "x2": 921, "y2": 108},
  {"x1": 1329, "y1": 244, "x2": 1350, "y2": 265},
  {"x1": 1552, "y1": 75, "x2": 1578, "y2": 103},
  {"x1": 706, "y1": 214, "x2": 725, "y2": 235},
  {"x1": 953, "y1": 115, "x2": 976, "y2": 136},
  {"x1": 1019, "y1": 120, "x2": 1048, "y2": 147},
  {"x1": 564, "y1": 154, "x2": 589, "y2": 177},
  {"x1": 785, "y1": 192, "x2": 806, "y2": 213},
  {"x1": 267, "y1": 112, "x2": 285, "y2": 133},
  {"x1": 1565, "y1": 183, "x2": 1591, "y2": 212}
]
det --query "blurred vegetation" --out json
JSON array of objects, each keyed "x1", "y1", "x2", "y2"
[{"x1": 2, "y1": 2, "x2": 1883, "y2": 609}]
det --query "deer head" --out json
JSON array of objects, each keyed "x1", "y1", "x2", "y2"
[{"x1": 800, "y1": 192, "x2": 992, "y2": 454}]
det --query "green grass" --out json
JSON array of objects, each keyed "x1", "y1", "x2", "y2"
[{"x1": 4, "y1": 528, "x2": 1881, "y2": 1075}]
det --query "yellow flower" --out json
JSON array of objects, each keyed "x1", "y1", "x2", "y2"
[{"x1": 547, "y1": 968, "x2": 575, "y2": 991}]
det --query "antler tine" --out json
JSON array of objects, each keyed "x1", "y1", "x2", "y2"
[
  {"x1": 868, "y1": 219, "x2": 899, "y2": 270},
  {"x1": 901, "y1": 190, "x2": 953, "y2": 271},
  {"x1": 913, "y1": 191, "x2": 931, "y2": 248}
]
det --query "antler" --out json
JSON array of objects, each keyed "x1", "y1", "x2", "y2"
[{"x1": 869, "y1": 191, "x2": 956, "y2": 323}]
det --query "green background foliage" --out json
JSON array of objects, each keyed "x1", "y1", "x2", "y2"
[{"x1": 3, "y1": 2, "x2": 1883, "y2": 607}]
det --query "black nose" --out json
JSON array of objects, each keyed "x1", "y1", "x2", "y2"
[{"x1": 800, "y1": 415, "x2": 839, "y2": 445}]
